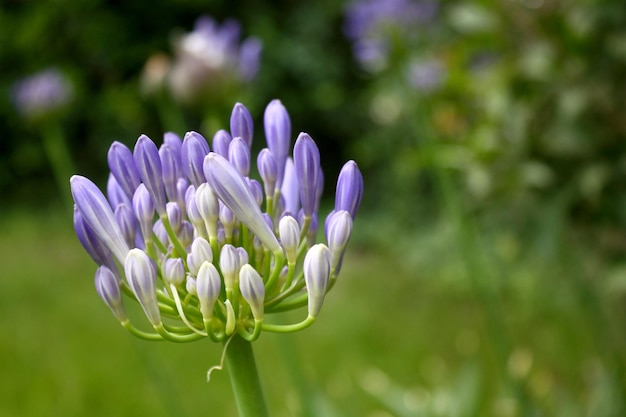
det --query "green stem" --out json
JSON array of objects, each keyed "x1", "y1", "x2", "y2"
[{"x1": 225, "y1": 335, "x2": 269, "y2": 417}]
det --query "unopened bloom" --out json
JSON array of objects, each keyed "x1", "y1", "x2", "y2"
[{"x1": 71, "y1": 100, "x2": 362, "y2": 344}]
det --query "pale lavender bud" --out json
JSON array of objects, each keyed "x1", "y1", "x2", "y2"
[
  {"x1": 71, "y1": 175, "x2": 130, "y2": 264},
  {"x1": 196, "y1": 183, "x2": 219, "y2": 238},
  {"x1": 153, "y1": 219, "x2": 168, "y2": 248},
  {"x1": 181, "y1": 131, "x2": 210, "y2": 187},
  {"x1": 134, "y1": 135, "x2": 167, "y2": 216},
  {"x1": 95, "y1": 266, "x2": 127, "y2": 322},
  {"x1": 189, "y1": 236, "x2": 213, "y2": 275},
  {"x1": 163, "y1": 132, "x2": 182, "y2": 156},
  {"x1": 185, "y1": 187, "x2": 203, "y2": 227},
  {"x1": 281, "y1": 157, "x2": 299, "y2": 215},
  {"x1": 114, "y1": 203, "x2": 137, "y2": 248},
  {"x1": 107, "y1": 141, "x2": 142, "y2": 201},
  {"x1": 230, "y1": 102, "x2": 254, "y2": 148},
  {"x1": 279, "y1": 215, "x2": 300, "y2": 264},
  {"x1": 186, "y1": 276, "x2": 197, "y2": 296},
  {"x1": 160, "y1": 144, "x2": 182, "y2": 203},
  {"x1": 239, "y1": 264, "x2": 265, "y2": 320},
  {"x1": 293, "y1": 133, "x2": 321, "y2": 217},
  {"x1": 228, "y1": 137, "x2": 251, "y2": 177},
  {"x1": 325, "y1": 210, "x2": 353, "y2": 270},
  {"x1": 125, "y1": 248, "x2": 161, "y2": 326},
  {"x1": 237, "y1": 247, "x2": 249, "y2": 266},
  {"x1": 335, "y1": 160, "x2": 363, "y2": 219},
  {"x1": 204, "y1": 153, "x2": 282, "y2": 254},
  {"x1": 163, "y1": 257, "x2": 185, "y2": 286},
  {"x1": 196, "y1": 261, "x2": 221, "y2": 319},
  {"x1": 247, "y1": 178, "x2": 264, "y2": 208},
  {"x1": 132, "y1": 184, "x2": 154, "y2": 240},
  {"x1": 73, "y1": 207, "x2": 117, "y2": 270},
  {"x1": 107, "y1": 173, "x2": 131, "y2": 209},
  {"x1": 304, "y1": 244, "x2": 331, "y2": 317},
  {"x1": 176, "y1": 178, "x2": 189, "y2": 209},
  {"x1": 178, "y1": 221, "x2": 194, "y2": 248},
  {"x1": 219, "y1": 203, "x2": 236, "y2": 240},
  {"x1": 257, "y1": 148, "x2": 277, "y2": 197},
  {"x1": 166, "y1": 201, "x2": 182, "y2": 234},
  {"x1": 220, "y1": 244, "x2": 240, "y2": 292},
  {"x1": 212, "y1": 129, "x2": 232, "y2": 158},
  {"x1": 264, "y1": 99, "x2": 291, "y2": 189}
]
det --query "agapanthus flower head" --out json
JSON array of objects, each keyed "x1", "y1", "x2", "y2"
[
  {"x1": 71, "y1": 100, "x2": 362, "y2": 344},
  {"x1": 344, "y1": 0, "x2": 439, "y2": 72},
  {"x1": 166, "y1": 16, "x2": 262, "y2": 103},
  {"x1": 11, "y1": 68, "x2": 74, "y2": 119}
]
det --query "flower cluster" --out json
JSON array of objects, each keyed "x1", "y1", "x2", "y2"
[
  {"x1": 151, "y1": 16, "x2": 262, "y2": 103},
  {"x1": 11, "y1": 68, "x2": 74, "y2": 119},
  {"x1": 71, "y1": 100, "x2": 363, "y2": 343},
  {"x1": 343, "y1": 0, "x2": 439, "y2": 73}
]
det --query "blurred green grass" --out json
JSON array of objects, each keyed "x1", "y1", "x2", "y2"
[{"x1": 0, "y1": 208, "x2": 624, "y2": 416}]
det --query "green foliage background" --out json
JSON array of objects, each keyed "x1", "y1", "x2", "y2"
[{"x1": 1, "y1": 0, "x2": 625, "y2": 416}]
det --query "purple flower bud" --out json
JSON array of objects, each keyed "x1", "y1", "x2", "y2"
[
  {"x1": 71, "y1": 175, "x2": 130, "y2": 264},
  {"x1": 181, "y1": 131, "x2": 210, "y2": 187},
  {"x1": 160, "y1": 144, "x2": 182, "y2": 203},
  {"x1": 293, "y1": 133, "x2": 321, "y2": 217},
  {"x1": 237, "y1": 247, "x2": 249, "y2": 266},
  {"x1": 107, "y1": 141, "x2": 142, "y2": 201},
  {"x1": 114, "y1": 203, "x2": 138, "y2": 248},
  {"x1": 163, "y1": 132, "x2": 182, "y2": 156},
  {"x1": 219, "y1": 203, "x2": 236, "y2": 240},
  {"x1": 279, "y1": 215, "x2": 300, "y2": 264},
  {"x1": 184, "y1": 187, "x2": 203, "y2": 229},
  {"x1": 220, "y1": 244, "x2": 240, "y2": 293},
  {"x1": 257, "y1": 148, "x2": 277, "y2": 198},
  {"x1": 132, "y1": 184, "x2": 154, "y2": 241},
  {"x1": 196, "y1": 261, "x2": 221, "y2": 319},
  {"x1": 153, "y1": 219, "x2": 168, "y2": 248},
  {"x1": 247, "y1": 178, "x2": 264, "y2": 208},
  {"x1": 133, "y1": 135, "x2": 167, "y2": 216},
  {"x1": 335, "y1": 160, "x2": 363, "y2": 219},
  {"x1": 186, "y1": 276, "x2": 197, "y2": 295},
  {"x1": 212, "y1": 129, "x2": 232, "y2": 158},
  {"x1": 189, "y1": 236, "x2": 213, "y2": 275},
  {"x1": 325, "y1": 210, "x2": 353, "y2": 271},
  {"x1": 281, "y1": 157, "x2": 300, "y2": 215},
  {"x1": 230, "y1": 102, "x2": 254, "y2": 148},
  {"x1": 228, "y1": 137, "x2": 251, "y2": 177},
  {"x1": 166, "y1": 201, "x2": 182, "y2": 234},
  {"x1": 107, "y1": 173, "x2": 131, "y2": 209},
  {"x1": 195, "y1": 183, "x2": 219, "y2": 237},
  {"x1": 95, "y1": 266, "x2": 127, "y2": 322},
  {"x1": 304, "y1": 244, "x2": 331, "y2": 317},
  {"x1": 238, "y1": 37, "x2": 262, "y2": 81},
  {"x1": 176, "y1": 178, "x2": 189, "y2": 209},
  {"x1": 239, "y1": 264, "x2": 265, "y2": 320},
  {"x1": 163, "y1": 257, "x2": 185, "y2": 286},
  {"x1": 178, "y1": 221, "x2": 194, "y2": 248},
  {"x1": 125, "y1": 248, "x2": 161, "y2": 326},
  {"x1": 264, "y1": 99, "x2": 291, "y2": 189},
  {"x1": 204, "y1": 153, "x2": 282, "y2": 254},
  {"x1": 73, "y1": 207, "x2": 117, "y2": 270}
]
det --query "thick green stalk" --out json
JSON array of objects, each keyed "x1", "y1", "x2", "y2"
[{"x1": 225, "y1": 335, "x2": 269, "y2": 417}]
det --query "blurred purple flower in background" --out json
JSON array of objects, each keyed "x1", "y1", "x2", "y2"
[
  {"x1": 11, "y1": 68, "x2": 74, "y2": 119},
  {"x1": 166, "y1": 16, "x2": 262, "y2": 102},
  {"x1": 344, "y1": 0, "x2": 438, "y2": 72},
  {"x1": 406, "y1": 57, "x2": 446, "y2": 92}
]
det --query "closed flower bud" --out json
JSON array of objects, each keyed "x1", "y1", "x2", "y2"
[
  {"x1": 212, "y1": 129, "x2": 232, "y2": 158},
  {"x1": 163, "y1": 132, "x2": 182, "y2": 155},
  {"x1": 181, "y1": 131, "x2": 210, "y2": 187},
  {"x1": 159, "y1": 143, "x2": 182, "y2": 202},
  {"x1": 134, "y1": 134, "x2": 167, "y2": 216},
  {"x1": 107, "y1": 173, "x2": 131, "y2": 209},
  {"x1": 293, "y1": 133, "x2": 321, "y2": 217},
  {"x1": 163, "y1": 257, "x2": 185, "y2": 286},
  {"x1": 325, "y1": 210, "x2": 353, "y2": 271},
  {"x1": 73, "y1": 207, "x2": 116, "y2": 270},
  {"x1": 257, "y1": 148, "x2": 278, "y2": 198},
  {"x1": 114, "y1": 203, "x2": 137, "y2": 248},
  {"x1": 335, "y1": 160, "x2": 363, "y2": 219},
  {"x1": 186, "y1": 276, "x2": 197, "y2": 296},
  {"x1": 191, "y1": 237, "x2": 213, "y2": 265},
  {"x1": 228, "y1": 137, "x2": 251, "y2": 177},
  {"x1": 71, "y1": 175, "x2": 130, "y2": 264},
  {"x1": 132, "y1": 184, "x2": 155, "y2": 240},
  {"x1": 279, "y1": 215, "x2": 300, "y2": 264},
  {"x1": 196, "y1": 261, "x2": 221, "y2": 319},
  {"x1": 220, "y1": 244, "x2": 240, "y2": 293},
  {"x1": 230, "y1": 102, "x2": 254, "y2": 148},
  {"x1": 195, "y1": 183, "x2": 219, "y2": 235},
  {"x1": 239, "y1": 264, "x2": 265, "y2": 321},
  {"x1": 125, "y1": 248, "x2": 161, "y2": 326},
  {"x1": 304, "y1": 244, "x2": 331, "y2": 318},
  {"x1": 166, "y1": 201, "x2": 182, "y2": 234},
  {"x1": 281, "y1": 157, "x2": 300, "y2": 215},
  {"x1": 107, "y1": 141, "x2": 142, "y2": 201},
  {"x1": 95, "y1": 266, "x2": 127, "y2": 322},
  {"x1": 264, "y1": 99, "x2": 291, "y2": 189}
]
